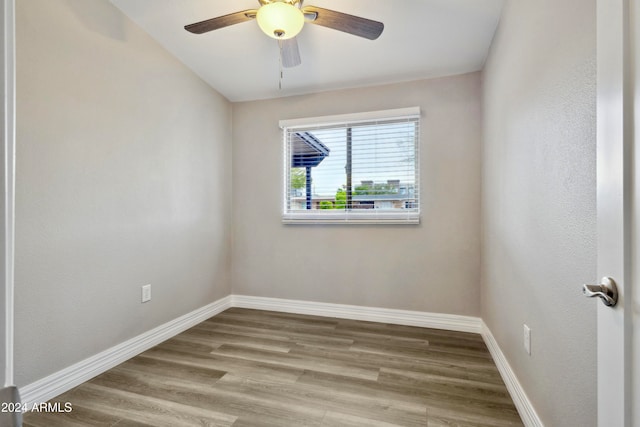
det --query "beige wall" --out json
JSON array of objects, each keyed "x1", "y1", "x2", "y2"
[
  {"x1": 232, "y1": 74, "x2": 482, "y2": 316},
  {"x1": 481, "y1": 0, "x2": 597, "y2": 425},
  {"x1": 14, "y1": 0, "x2": 232, "y2": 386}
]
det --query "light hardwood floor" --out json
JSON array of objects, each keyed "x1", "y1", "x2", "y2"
[{"x1": 23, "y1": 308, "x2": 524, "y2": 426}]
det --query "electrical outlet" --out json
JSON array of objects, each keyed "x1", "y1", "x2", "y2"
[
  {"x1": 142, "y1": 284, "x2": 151, "y2": 303},
  {"x1": 523, "y1": 324, "x2": 531, "y2": 355}
]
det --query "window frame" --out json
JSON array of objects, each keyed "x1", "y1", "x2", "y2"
[{"x1": 280, "y1": 107, "x2": 421, "y2": 225}]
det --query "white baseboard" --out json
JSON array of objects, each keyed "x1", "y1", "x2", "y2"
[
  {"x1": 232, "y1": 295, "x2": 482, "y2": 334},
  {"x1": 20, "y1": 295, "x2": 232, "y2": 406},
  {"x1": 481, "y1": 321, "x2": 544, "y2": 427}
]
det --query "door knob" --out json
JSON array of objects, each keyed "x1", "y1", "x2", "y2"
[{"x1": 583, "y1": 277, "x2": 618, "y2": 307}]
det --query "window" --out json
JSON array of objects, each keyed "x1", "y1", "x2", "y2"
[{"x1": 281, "y1": 107, "x2": 420, "y2": 224}]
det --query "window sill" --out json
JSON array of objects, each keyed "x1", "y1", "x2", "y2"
[{"x1": 282, "y1": 211, "x2": 420, "y2": 225}]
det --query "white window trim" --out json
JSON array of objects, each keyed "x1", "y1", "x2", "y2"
[
  {"x1": 282, "y1": 211, "x2": 420, "y2": 225},
  {"x1": 281, "y1": 107, "x2": 421, "y2": 225},
  {"x1": 279, "y1": 107, "x2": 420, "y2": 130}
]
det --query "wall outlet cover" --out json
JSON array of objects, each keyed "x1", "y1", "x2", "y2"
[{"x1": 142, "y1": 284, "x2": 151, "y2": 303}]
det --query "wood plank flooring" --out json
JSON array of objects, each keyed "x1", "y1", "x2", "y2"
[{"x1": 23, "y1": 308, "x2": 524, "y2": 426}]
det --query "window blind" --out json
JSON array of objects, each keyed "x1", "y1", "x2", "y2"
[{"x1": 282, "y1": 108, "x2": 420, "y2": 224}]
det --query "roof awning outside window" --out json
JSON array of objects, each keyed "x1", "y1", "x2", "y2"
[{"x1": 291, "y1": 132, "x2": 329, "y2": 168}]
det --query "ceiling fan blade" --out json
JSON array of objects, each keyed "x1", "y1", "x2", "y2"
[
  {"x1": 280, "y1": 38, "x2": 302, "y2": 68},
  {"x1": 185, "y1": 10, "x2": 257, "y2": 34},
  {"x1": 302, "y1": 6, "x2": 383, "y2": 40}
]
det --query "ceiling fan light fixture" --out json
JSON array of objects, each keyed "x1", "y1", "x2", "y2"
[{"x1": 256, "y1": 2, "x2": 304, "y2": 40}]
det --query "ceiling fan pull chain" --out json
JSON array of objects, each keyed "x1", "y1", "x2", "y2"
[{"x1": 278, "y1": 40, "x2": 284, "y2": 90}]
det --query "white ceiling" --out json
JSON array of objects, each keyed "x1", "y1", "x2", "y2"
[{"x1": 111, "y1": 0, "x2": 504, "y2": 102}]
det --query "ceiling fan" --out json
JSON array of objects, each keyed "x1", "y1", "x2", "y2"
[{"x1": 184, "y1": 0, "x2": 384, "y2": 68}]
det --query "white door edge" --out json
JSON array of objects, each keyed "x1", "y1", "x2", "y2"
[{"x1": 596, "y1": 0, "x2": 633, "y2": 425}]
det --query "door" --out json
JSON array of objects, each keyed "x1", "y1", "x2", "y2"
[{"x1": 595, "y1": 0, "x2": 634, "y2": 426}]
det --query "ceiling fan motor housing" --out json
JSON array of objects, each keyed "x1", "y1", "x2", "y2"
[{"x1": 258, "y1": 0, "x2": 302, "y2": 6}]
